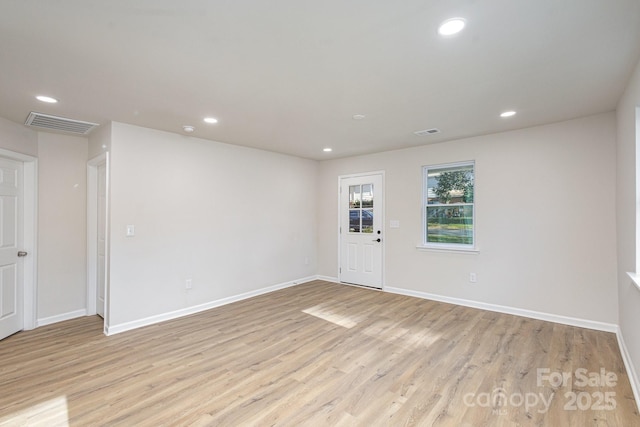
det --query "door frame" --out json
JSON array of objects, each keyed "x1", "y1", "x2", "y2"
[
  {"x1": 337, "y1": 170, "x2": 385, "y2": 289},
  {"x1": 0, "y1": 148, "x2": 37, "y2": 331},
  {"x1": 87, "y1": 152, "x2": 110, "y2": 332}
]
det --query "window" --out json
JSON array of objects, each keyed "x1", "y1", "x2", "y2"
[
  {"x1": 422, "y1": 161, "x2": 475, "y2": 249},
  {"x1": 349, "y1": 183, "x2": 374, "y2": 233},
  {"x1": 630, "y1": 107, "x2": 640, "y2": 289}
]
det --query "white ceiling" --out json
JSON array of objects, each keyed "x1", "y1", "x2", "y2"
[{"x1": 1, "y1": 1, "x2": 639, "y2": 160}]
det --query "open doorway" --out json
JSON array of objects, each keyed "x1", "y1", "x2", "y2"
[{"x1": 87, "y1": 153, "x2": 109, "y2": 333}]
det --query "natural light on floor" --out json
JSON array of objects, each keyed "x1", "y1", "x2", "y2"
[
  {"x1": 301, "y1": 305, "x2": 443, "y2": 349},
  {"x1": 0, "y1": 395, "x2": 69, "y2": 426},
  {"x1": 302, "y1": 306, "x2": 358, "y2": 328},
  {"x1": 359, "y1": 317, "x2": 443, "y2": 349}
]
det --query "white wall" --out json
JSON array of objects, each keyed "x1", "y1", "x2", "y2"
[
  {"x1": 88, "y1": 122, "x2": 111, "y2": 160},
  {"x1": 616, "y1": 58, "x2": 640, "y2": 388},
  {"x1": 107, "y1": 122, "x2": 318, "y2": 327},
  {"x1": 318, "y1": 113, "x2": 618, "y2": 325},
  {"x1": 37, "y1": 132, "x2": 88, "y2": 320},
  {"x1": 0, "y1": 116, "x2": 37, "y2": 156}
]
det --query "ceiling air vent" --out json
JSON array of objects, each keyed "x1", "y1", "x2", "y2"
[
  {"x1": 25, "y1": 112, "x2": 99, "y2": 135},
  {"x1": 413, "y1": 128, "x2": 441, "y2": 136}
]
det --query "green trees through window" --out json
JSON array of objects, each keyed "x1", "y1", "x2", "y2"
[{"x1": 423, "y1": 162, "x2": 475, "y2": 247}]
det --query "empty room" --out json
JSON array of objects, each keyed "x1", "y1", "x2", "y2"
[{"x1": 1, "y1": 1, "x2": 640, "y2": 425}]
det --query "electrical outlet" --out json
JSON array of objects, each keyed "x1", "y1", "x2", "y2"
[
  {"x1": 185, "y1": 279, "x2": 192, "y2": 290},
  {"x1": 469, "y1": 273, "x2": 477, "y2": 283}
]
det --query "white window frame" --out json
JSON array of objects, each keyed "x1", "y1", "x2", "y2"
[
  {"x1": 628, "y1": 107, "x2": 640, "y2": 290},
  {"x1": 420, "y1": 160, "x2": 477, "y2": 252}
]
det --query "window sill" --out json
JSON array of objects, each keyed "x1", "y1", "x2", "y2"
[
  {"x1": 416, "y1": 245, "x2": 480, "y2": 255},
  {"x1": 626, "y1": 272, "x2": 640, "y2": 292}
]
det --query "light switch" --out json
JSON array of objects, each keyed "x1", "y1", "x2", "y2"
[
  {"x1": 390, "y1": 220, "x2": 400, "y2": 228},
  {"x1": 126, "y1": 225, "x2": 135, "y2": 237}
]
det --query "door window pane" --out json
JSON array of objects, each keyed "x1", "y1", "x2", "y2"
[
  {"x1": 362, "y1": 184, "x2": 373, "y2": 207},
  {"x1": 362, "y1": 209, "x2": 373, "y2": 233},
  {"x1": 348, "y1": 183, "x2": 375, "y2": 233},
  {"x1": 349, "y1": 185, "x2": 361, "y2": 208},
  {"x1": 349, "y1": 210, "x2": 361, "y2": 232}
]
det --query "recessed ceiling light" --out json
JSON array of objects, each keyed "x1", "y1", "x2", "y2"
[
  {"x1": 438, "y1": 18, "x2": 466, "y2": 36},
  {"x1": 183, "y1": 125, "x2": 195, "y2": 133},
  {"x1": 500, "y1": 111, "x2": 517, "y2": 118},
  {"x1": 36, "y1": 95, "x2": 58, "y2": 103},
  {"x1": 352, "y1": 114, "x2": 366, "y2": 120},
  {"x1": 203, "y1": 117, "x2": 218, "y2": 124},
  {"x1": 323, "y1": 148, "x2": 333, "y2": 152}
]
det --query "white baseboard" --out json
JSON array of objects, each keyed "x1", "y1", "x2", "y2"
[
  {"x1": 105, "y1": 276, "x2": 318, "y2": 336},
  {"x1": 616, "y1": 327, "x2": 640, "y2": 410},
  {"x1": 37, "y1": 309, "x2": 87, "y2": 327},
  {"x1": 384, "y1": 286, "x2": 618, "y2": 333},
  {"x1": 316, "y1": 275, "x2": 339, "y2": 283}
]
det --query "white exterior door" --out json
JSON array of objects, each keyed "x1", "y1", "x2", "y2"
[
  {"x1": 339, "y1": 173, "x2": 383, "y2": 288},
  {"x1": 96, "y1": 162, "x2": 106, "y2": 318},
  {"x1": 0, "y1": 157, "x2": 24, "y2": 340}
]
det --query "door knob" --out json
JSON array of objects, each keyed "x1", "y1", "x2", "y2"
[
  {"x1": 372, "y1": 238, "x2": 381, "y2": 242},
  {"x1": 17, "y1": 251, "x2": 28, "y2": 257}
]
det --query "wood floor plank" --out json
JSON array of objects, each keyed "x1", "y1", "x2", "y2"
[{"x1": 0, "y1": 280, "x2": 637, "y2": 426}]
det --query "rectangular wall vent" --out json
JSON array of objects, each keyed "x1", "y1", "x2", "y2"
[
  {"x1": 413, "y1": 128, "x2": 441, "y2": 136},
  {"x1": 25, "y1": 112, "x2": 99, "y2": 135}
]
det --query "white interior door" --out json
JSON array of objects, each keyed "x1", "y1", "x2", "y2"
[
  {"x1": 96, "y1": 162, "x2": 106, "y2": 318},
  {"x1": 0, "y1": 157, "x2": 24, "y2": 340},
  {"x1": 339, "y1": 173, "x2": 383, "y2": 288}
]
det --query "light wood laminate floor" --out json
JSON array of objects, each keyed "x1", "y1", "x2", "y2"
[{"x1": 0, "y1": 281, "x2": 638, "y2": 426}]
